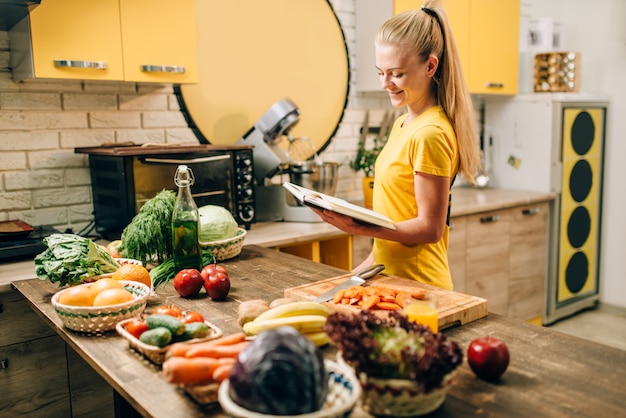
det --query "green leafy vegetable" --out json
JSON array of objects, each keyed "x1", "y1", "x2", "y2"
[
  {"x1": 34, "y1": 233, "x2": 120, "y2": 287},
  {"x1": 198, "y1": 205, "x2": 239, "y2": 242},
  {"x1": 119, "y1": 190, "x2": 176, "y2": 265},
  {"x1": 324, "y1": 310, "x2": 463, "y2": 393}
]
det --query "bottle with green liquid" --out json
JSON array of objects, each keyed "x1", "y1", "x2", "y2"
[{"x1": 172, "y1": 165, "x2": 202, "y2": 271}]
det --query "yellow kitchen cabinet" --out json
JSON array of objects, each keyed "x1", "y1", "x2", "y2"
[
  {"x1": 275, "y1": 235, "x2": 353, "y2": 271},
  {"x1": 446, "y1": 0, "x2": 520, "y2": 95},
  {"x1": 26, "y1": 0, "x2": 197, "y2": 83}
]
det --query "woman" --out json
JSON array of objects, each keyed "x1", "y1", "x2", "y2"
[{"x1": 314, "y1": 0, "x2": 480, "y2": 290}]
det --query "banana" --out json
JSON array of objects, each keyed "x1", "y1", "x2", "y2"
[
  {"x1": 303, "y1": 331, "x2": 331, "y2": 347},
  {"x1": 243, "y1": 314, "x2": 328, "y2": 336},
  {"x1": 253, "y1": 301, "x2": 333, "y2": 323}
]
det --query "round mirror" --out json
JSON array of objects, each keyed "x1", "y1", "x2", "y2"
[{"x1": 176, "y1": 0, "x2": 350, "y2": 155}]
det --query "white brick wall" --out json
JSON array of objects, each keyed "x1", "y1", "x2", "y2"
[{"x1": 0, "y1": 0, "x2": 387, "y2": 232}]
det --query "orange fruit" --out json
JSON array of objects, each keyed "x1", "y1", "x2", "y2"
[
  {"x1": 112, "y1": 264, "x2": 152, "y2": 288},
  {"x1": 92, "y1": 288, "x2": 134, "y2": 307},
  {"x1": 58, "y1": 286, "x2": 95, "y2": 306},
  {"x1": 89, "y1": 278, "x2": 124, "y2": 297}
]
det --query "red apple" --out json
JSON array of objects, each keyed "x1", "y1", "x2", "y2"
[
  {"x1": 467, "y1": 336, "x2": 510, "y2": 381},
  {"x1": 200, "y1": 263, "x2": 228, "y2": 280},
  {"x1": 202, "y1": 266, "x2": 230, "y2": 301},
  {"x1": 173, "y1": 268, "x2": 204, "y2": 298}
]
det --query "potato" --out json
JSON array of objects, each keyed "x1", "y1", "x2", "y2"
[
  {"x1": 237, "y1": 299, "x2": 270, "y2": 326},
  {"x1": 269, "y1": 297, "x2": 299, "y2": 309}
]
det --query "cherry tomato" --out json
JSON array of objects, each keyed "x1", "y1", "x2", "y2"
[
  {"x1": 152, "y1": 305, "x2": 183, "y2": 318},
  {"x1": 182, "y1": 311, "x2": 205, "y2": 324},
  {"x1": 126, "y1": 317, "x2": 149, "y2": 339}
]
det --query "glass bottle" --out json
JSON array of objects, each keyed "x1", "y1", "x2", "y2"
[{"x1": 172, "y1": 165, "x2": 202, "y2": 271}]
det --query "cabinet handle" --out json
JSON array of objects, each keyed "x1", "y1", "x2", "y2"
[
  {"x1": 54, "y1": 60, "x2": 107, "y2": 70},
  {"x1": 485, "y1": 82, "x2": 504, "y2": 89},
  {"x1": 140, "y1": 65, "x2": 186, "y2": 74},
  {"x1": 479, "y1": 214, "x2": 500, "y2": 223},
  {"x1": 522, "y1": 207, "x2": 541, "y2": 216},
  {"x1": 0, "y1": 359, "x2": 8, "y2": 370},
  {"x1": 143, "y1": 155, "x2": 230, "y2": 165}
]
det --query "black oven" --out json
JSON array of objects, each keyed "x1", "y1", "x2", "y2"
[{"x1": 76, "y1": 144, "x2": 255, "y2": 239}]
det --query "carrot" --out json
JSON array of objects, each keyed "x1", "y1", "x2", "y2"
[
  {"x1": 376, "y1": 301, "x2": 402, "y2": 311},
  {"x1": 167, "y1": 332, "x2": 247, "y2": 358},
  {"x1": 332, "y1": 288, "x2": 346, "y2": 304},
  {"x1": 185, "y1": 341, "x2": 250, "y2": 359},
  {"x1": 162, "y1": 356, "x2": 219, "y2": 385},
  {"x1": 396, "y1": 292, "x2": 412, "y2": 308},
  {"x1": 362, "y1": 294, "x2": 380, "y2": 310},
  {"x1": 212, "y1": 358, "x2": 237, "y2": 383}
]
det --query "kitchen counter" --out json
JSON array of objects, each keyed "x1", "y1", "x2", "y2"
[
  {"x1": 0, "y1": 188, "x2": 555, "y2": 292},
  {"x1": 12, "y1": 245, "x2": 626, "y2": 417}
]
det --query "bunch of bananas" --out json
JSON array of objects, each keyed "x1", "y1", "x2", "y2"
[{"x1": 242, "y1": 301, "x2": 333, "y2": 347}]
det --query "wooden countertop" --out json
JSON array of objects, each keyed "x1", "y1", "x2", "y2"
[
  {"x1": 12, "y1": 246, "x2": 626, "y2": 418},
  {"x1": 0, "y1": 188, "x2": 555, "y2": 292}
]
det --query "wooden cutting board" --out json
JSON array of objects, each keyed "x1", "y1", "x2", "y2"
[{"x1": 284, "y1": 273, "x2": 488, "y2": 330}]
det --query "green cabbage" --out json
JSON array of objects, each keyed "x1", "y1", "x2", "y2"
[{"x1": 198, "y1": 205, "x2": 238, "y2": 242}]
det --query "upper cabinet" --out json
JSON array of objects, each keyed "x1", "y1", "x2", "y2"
[
  {"x1": 19, "y1": 0, "x2": 198, "y2": 83},
  {"x1": 355, "y1": 0, "x2": 520, "y2": 95},
  {"x1": 447, "y1": 0, "x2": 520, "y2": 95}
]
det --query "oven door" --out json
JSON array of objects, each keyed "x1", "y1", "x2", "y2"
[{"x1": 133, "y1": 153, "x2": 235, "y2": 211}]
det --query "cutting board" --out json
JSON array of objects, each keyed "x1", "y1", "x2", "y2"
[{"x1": 284, "y1": 273, "x2": 488, "y2": 330}]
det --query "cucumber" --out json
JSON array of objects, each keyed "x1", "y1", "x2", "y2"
[
  {"x1": 183, "y1": 322, "x2": 210, "y2": 339},
  {"x1": 139, "y1": 327, "x2": 172, "y2": 347},
  {"x1": 146, "y1": 314, "x2": 186, "y2": 336}
]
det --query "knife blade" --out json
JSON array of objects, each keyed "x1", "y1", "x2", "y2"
[{"x1": 313, "y1": 264, "x2": 385, "y2": 303}]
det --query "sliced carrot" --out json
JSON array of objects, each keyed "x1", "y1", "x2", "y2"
[
  {"x1": 376, "y1": 301, "x2": 402, "y2": 311},
  {"x1": 407, "y1": 289, "x2": 427, "y2": 299},
  {"x1": 332, "y1": 288, "x2": 346, "y2": 304},
  {"x1": 380, "y1": 294, "x2": 397, "y2": 303},
  {"x1": 185, "y1": 341, "x2": 249, "y2": 359},
  {"x1": 162, "y1": 356, "x2": 219, "y2": 385},
  {"x1": 362, "y1": 294, "x2": 380, "y2": 310},
  {"x1": 396, "y1": 292, "x2": 412, "y2": 308}
]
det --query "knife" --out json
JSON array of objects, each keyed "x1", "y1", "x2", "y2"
[{"x1": 313, "y1": 264, "x2": 385, "y2": 303}]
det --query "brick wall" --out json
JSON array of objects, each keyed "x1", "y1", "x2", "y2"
[{"x1": 0, "y1": 0, "x2": 391, "y2": 233}]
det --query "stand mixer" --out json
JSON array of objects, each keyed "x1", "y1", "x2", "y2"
[{"x1": 237, "y1": 98, "x2": 338, "y2": 222}]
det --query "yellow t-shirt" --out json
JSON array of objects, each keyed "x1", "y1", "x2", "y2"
[{"x1": 372, "y1": 106, "x2": 459, "y2": 290}]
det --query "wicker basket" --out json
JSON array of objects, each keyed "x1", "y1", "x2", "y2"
[
  {"x1": 51, "y1": 281, "x2": 150, "y2": 334},
  {"x1": 217, "y1": 359, "x2": 361, "y2": 417},
  {"x1": 116, "y1": 318, "x2": 223, "y2": 365},
  {"x1": 200, "y1": 228, "x2": 246, "y2": 261},
  {"x1": 358, "y1": 370, "x2": 457, "y2": 417}
]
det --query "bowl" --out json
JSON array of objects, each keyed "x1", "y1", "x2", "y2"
[
  {"x1": 358, "y1": 370, "x2": 458, "y2": 417},
  {"x1": 218, "y1": 359, "x2": 360, "y2": 418},
  {"x1": 200, "y1": 228, "x2": 246, "y2": 261},
  {"x1": 51, "y1": 280, "x2": 150, "y2": 334}
]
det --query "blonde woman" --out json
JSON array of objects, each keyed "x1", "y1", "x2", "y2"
[{"x1": 314, "y1": 0, "x2": 480, "y2": 290}]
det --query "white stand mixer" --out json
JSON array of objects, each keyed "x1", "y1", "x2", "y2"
[{"x1": 237, "y1": 98, "x2": 337, "y2": 222}]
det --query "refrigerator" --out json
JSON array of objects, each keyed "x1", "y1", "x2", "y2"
[{"x1": 484, "y1": 93, "x2": 608, "y2": 324}]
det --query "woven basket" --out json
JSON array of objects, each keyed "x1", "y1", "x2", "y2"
[
  {"x1": 358, "y1": 370, "x2": 457, "y2": 417},
  {"x1": 200, "y1": 228, "x2": 246, "y2": 261},
  {"x1": 51, "y1": 281, "x2": 150, "y2": 334},
  {"x1": 116, "y1": 318, "x2": 223, "y2": 365},
  {"x1": 217, "y1": 359, "x2": 360, "y2": 417}
]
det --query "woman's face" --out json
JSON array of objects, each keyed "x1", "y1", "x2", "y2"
[{"x1": 375, "y1": 43, "x2": 435, "y2": 111}]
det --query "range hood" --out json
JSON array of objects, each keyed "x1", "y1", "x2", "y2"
[{"x1": 0, "y1": 0, "x2": 40, "y2": 30}]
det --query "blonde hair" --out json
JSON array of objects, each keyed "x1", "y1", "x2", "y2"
[{"x1": 375, "y1": 0, "x2": 481, "y2": 183}]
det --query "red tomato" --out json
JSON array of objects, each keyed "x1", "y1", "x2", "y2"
[
  {"x1": 152, "y1": 305, "x2": 183, "y2": 318},
  {"x1": 126, "y1": 318, "x2": 149, "y2": 339},
  {"x1": 182, "y1": 311, "x2": 205, "y2": 324}
]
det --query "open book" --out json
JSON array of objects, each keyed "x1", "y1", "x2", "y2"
[{"x1": 282, "y1": 182, "x2": 396, "y2": 230}]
